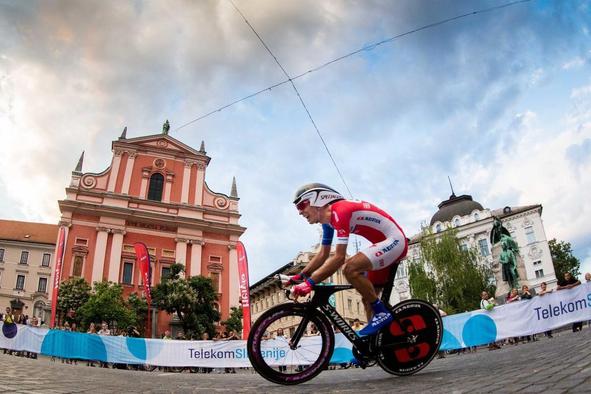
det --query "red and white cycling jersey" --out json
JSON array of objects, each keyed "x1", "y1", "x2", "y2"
[{"x1": 327, "y1": 200, "x2": 408, "y2": 277}]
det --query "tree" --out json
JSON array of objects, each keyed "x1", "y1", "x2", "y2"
[
  {"x1": 78, "y1": 281, "x2": 137, "y2": 332},
  {"x1": 151, "y1": 263, "x2": 220, "y2": 338},
  {"x1": 57, "y1": 277, "x2": 91, "y2": 326},
  {"x1": 408, "y1": 228, "x2": 495, "y2": 314},
  {"x1": 549, "y1": 238, "x2": 581, "y2": 279},
  {"x1": 222, "y1": 307, "x2": 243, "y2": 334},
  {"x1": 127, "y1": 293, "x2": 149, "y2": 335}
]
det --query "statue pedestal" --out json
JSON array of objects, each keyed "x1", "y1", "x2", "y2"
[{"x1": 491, "y1": 244, "x2": 527, "y2": 300}]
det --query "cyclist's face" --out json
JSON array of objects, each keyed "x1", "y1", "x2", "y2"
[{"x1": 297, "y1": 200, "x2": 319, "y2": 224}]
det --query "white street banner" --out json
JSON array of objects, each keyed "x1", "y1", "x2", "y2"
[
  {"x1": 440, "y1": 282, "x2": 591, "y2": 350},
  {"x1": 2, "y1": 284, "x2": 590, "y2": 366}
]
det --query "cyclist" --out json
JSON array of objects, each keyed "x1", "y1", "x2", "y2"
[{"x1": 288, "y1": 183, "x2": 407, "y2": 336}]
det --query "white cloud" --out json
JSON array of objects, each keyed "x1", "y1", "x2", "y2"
[{"x1": 1, "y1": 1, "x2": 590, "y2": 282}]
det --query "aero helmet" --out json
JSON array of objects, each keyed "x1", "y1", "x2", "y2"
[{"x1": 293, "y1": 183, "x2": 344, "y2": 209}]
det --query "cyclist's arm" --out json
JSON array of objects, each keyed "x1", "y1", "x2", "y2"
[
  {"x1": 300, "y1": 224, "x2": 334, "y2": 277},
  {"x1": 301, "y1": 244, "x2": 331, "y2": 277},
  {"x1": 309, "y1": 243, "x2": 347, "y2": 283}
]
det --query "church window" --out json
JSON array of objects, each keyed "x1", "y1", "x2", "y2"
[
  {"x1": 525, "y1": 226, "x2": 536, "y2": 244},
  {"x1": 16, "y1": 275, "x2": 25, "y2": 290},
  {"x1": 122, "y1": 262, "x2": 134, "y2": 284},
  {"x1": 38, "y1": 277, "x2": 48, "y2": 293},
  {"x1": 147, "y1": 173, "x2": 164, "y2": 201},
  {"x1": 72, "y1": 255, "x2": 84, "y2": 277},
  {"x1": 478, "y1": 239, "x2": 490, "y2": 256}
]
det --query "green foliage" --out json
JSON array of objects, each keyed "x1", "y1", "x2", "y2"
[
  {"x1": 409, "y1": 228, "x2": 495, "y2": 314},
  {"x1": 152, "y1": 263, "x2": 220, "y2": 339},
  {"x1": 78, "y1": 281, "x2": 137, "y2": 331},
  {"x1": 57, "y1": 277, "x2": 91, "y2": 325},
  {"x1": 549, "y1": 238, "x2": 581, "y2": 279},
  {"x1": 127, "y1": 293, "x2": 149, "y2": 335},
  {"x1": 222, "y1": 307, "x2": 243, "y2": 334}
]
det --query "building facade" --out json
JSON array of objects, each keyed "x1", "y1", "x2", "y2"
[
  {"x1": 390, "y1": 193, "x2": 556, "y2": 306},
  {"x1": 50, "y1": 127, "x2": 245, "y2": 335},
  {"x1": 0, "y1": 220, "x2": 58, "y2": 323},
  {"x1": 250, "y1": 247, "x2": 367, "y2": 339}
]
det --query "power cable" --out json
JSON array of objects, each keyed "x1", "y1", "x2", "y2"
[
  {"x1": 174, "y1": 0, "x2": 532, "y2": 133},
  {"x1": 227, "y1": 0, "x2": 353, "y2": 198}
]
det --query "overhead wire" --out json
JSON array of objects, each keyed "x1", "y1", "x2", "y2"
[
  {"x1": 173, "y1": 0, "x2": 532, "y2": 133},
  {"x1": 227, "y1": 0, "x2": 354, "y2": 198}
]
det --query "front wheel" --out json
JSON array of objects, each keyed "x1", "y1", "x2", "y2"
[
  {"x1": 247, "y1": 303, "x2": 335, "y2": 385},
  {"x1": 375, "y1": 299, "x2": 443, "y2": 376}
]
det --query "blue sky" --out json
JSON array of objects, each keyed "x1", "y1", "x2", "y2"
[{"x1": 0, "y1": 0, "x2": 590, "y2": 283}]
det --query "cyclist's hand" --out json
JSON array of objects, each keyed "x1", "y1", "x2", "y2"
[
  {"x1": 277, "y1": 273, "x2": 306, "y2": 287},
  {"x1": 290, "y1": 280, "x2": 313, "y2": 299}
]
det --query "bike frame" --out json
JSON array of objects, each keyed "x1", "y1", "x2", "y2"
[{"x1": 288, "y1": 264, "x2": 399, "y2": 358}]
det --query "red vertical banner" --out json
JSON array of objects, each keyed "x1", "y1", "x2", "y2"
[
  {"x1": 50, "y1": 226, "x2": 67, "y2": 328},
  {"x1": 236, "y1": 241, "x2": 251, "y2": 339},
  {"x1": 134, "y1": 242, "x2": 152, "y2": 305}
]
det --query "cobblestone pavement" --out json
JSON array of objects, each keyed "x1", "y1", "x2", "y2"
[{"x1": 0, "y1": 328, "x2": 590, "y2": 393}]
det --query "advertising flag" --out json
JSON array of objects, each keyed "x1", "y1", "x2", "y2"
[
  {"x1": 50, "y1": 226, "x2": 67, "y2": 328},
  {"x1": 236, "y1": 241, "x2": 251, "y2": 339},
  {"x1": 134, "y1": 242, "x2": 152, "y2": 305}
]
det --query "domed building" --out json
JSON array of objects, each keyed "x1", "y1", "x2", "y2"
[{"x1": 389, "y1": 192, "x2": 556, "y2": 305}]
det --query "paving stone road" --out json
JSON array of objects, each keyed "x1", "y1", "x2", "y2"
[{"x1": 0, "y1": 328, "x2": 590, "y2": 393}]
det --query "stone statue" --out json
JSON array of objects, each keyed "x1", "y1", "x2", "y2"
[
  {"x1": 499, "y1": 234, "x2": 519, "y2": 289},
  {"x1": 162, "y1": 120, "x2": 170, "y2": 135},
  {"x1": 490, "y1": 217, "x2": 511, "y2": 245},
  {"x1": 490, "y1": 217, "x2": 522, "y2": 294}
]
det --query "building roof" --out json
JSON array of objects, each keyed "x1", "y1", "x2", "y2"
[
  {"x1": 491, "y1": 204, "x2": 541, "y2": 219},
  {"x1": 430, "y1": 194, "x2": 484, "y2": 225},
  {"x1": 0, "y1": 220, "x2": 58, "y2": 245}
]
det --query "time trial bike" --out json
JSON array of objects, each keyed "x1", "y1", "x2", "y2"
[{"x1": 247, "y1": 265, "x2": 443, "y2": 385}]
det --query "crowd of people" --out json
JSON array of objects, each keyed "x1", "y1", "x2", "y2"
[{"x1": 478, "y1": 271, "x2": 589, "y2": 351}]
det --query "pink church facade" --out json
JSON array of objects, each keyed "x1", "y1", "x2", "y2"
[{"x1": 49, "y1": 128, "x2": 245, "y2": 335}]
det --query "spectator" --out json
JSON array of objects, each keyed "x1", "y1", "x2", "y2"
[
  {"x1": 521, "y1": 285, "x2": 533, "y2": 300},
  {"x1": 127, "y1": 325, "x2": 140, "y2": 338},
  {"x1": 175, "y1": 331, "x2": 185, "y2": 340},
  {"x1": 351, "y1": 318, "x2": 365, "y2": 332},
  {"x1": 537, "y1": 282, "x2": 553, "y2": 338},
  {"x1": 87, "y1": 322, "x2": 97, "y2": 334},
  {"x1": 97, "y1": 322, "x2": 111, "y2": 367},
  {"x1": 480, "y1": 291, "x2": 496, "y2": 311},
  {"x1": 557, "y1": 272, "x2": 582, "y2": 331},
  {"x1": 506, "y1": 288, "x2": 520, "y2": 303},
  {"x1": 520, "y1": 285, "x2": 536, "y2": 341},
  {"x1": 480, "y1": 292, "x2": 500, "y2": 350},
  {"x1": 433, "y1": 305, "x2": 449, "y2": 357},
  {"x1": 98, "y1": 321, "x2": 111, "y2": 336},
  {"x1": 505, "y1": 288, "x2": 520, "y2": 344},
  {"x1": 586, "y1": 274, "x2": 591, "y2": 328},
  {"x1": 199, "y1": 332, "x2": 213, "y2": 374},
  {"x1": 162, "y1": 330, "x2": 172, "y2": 340}
]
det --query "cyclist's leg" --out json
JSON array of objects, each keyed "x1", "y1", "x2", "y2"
[{"x1": 351, "y1": 236, "x2": 406, "y2": 336}]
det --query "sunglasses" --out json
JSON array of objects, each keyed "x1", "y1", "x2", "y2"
[{"x1": 296, "y1": 199, "x2": 310, "y2": 211}]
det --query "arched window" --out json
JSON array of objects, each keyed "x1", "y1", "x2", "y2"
[
  {"x1": 147, "y1": 173, "x2": 164, "y2": 201},
  {"x1": 435, "y1": 224, "x2": 442, "y2": 233}
]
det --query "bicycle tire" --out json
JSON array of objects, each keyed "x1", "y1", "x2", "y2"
[
  {"x1": 375, "y1": 299, "x2": 443, "y2": 376},
  {"x1": 247, "y1": 303, "x2": 334, "y2": 385}
]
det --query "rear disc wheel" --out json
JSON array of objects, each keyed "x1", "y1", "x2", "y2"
[{"x1": 376, "y1": 299, "x2": 443, "y2": 376}]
